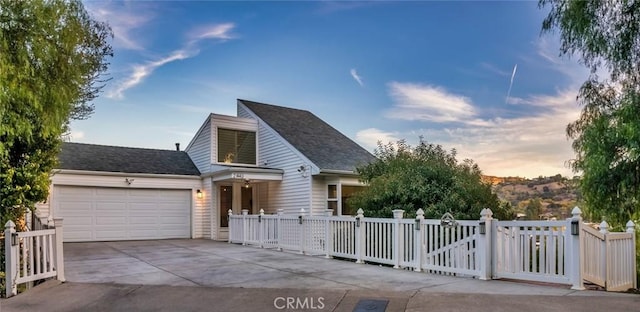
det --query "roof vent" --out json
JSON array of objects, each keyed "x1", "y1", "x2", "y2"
[{"x1": 175, "y1": 143, "x2": 180, "y2": 151}]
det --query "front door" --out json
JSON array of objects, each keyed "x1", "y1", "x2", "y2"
[{"x1": 218, "y1": 185, "x2": 232, "y2": 240}]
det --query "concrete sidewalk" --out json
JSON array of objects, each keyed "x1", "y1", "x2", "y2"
[{"x1": 1, "y1": 239, "x2": 638, "y2": 311}]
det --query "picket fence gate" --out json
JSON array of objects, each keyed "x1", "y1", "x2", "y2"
[
  {"x1": 3, "y1": 218, "x2": 66, "y2": 298},
  {"x1": 229, "y1": 207, "x2": 637, "y2": 291}
]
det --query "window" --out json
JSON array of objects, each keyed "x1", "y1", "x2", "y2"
[
  {"x1": 327, "y1": 185, "x2": 337, "y2": 214},
  {"x1": 341, "y1": 185, "x2": 364, "y2": 216},
  {"x1": 218, "y1": 128, "x2": 256, "y2": 165}
]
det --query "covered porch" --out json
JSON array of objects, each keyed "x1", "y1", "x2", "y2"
[{"x1": 206, "y1": 166, "x2": 283, "y2": 240}]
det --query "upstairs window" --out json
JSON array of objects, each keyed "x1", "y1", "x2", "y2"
[{"x1": 218, "y1": 128, "x2": 256, "y2": 165}]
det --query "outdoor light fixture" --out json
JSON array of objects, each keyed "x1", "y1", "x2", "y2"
[
  {"x1": 298, "y1": 215, "x2": 303, "y2": 225},
  {"x1": 258, "y1": 214, "x2": 262, "y2": 223},
  {"x1": 196, "y1": 189, "x2": 203, "y2": 199},
  {"x1": 356, "y1": 217, "x2": 361, "y2": 227},
  {"x1": 244, "y1": 179, "x2": 250, "y2": 189},
  {"x1": 415, "y1": 218, "x2": 421, "y2": 231},
  {"x1": 571, "y1": 219, "x2": 579, "y2": 235},
  {"x1": 479, "y1": 221, "x2": 486, "y2": 235},
  {"x1": 11, "y1": 233, "x2": 18, "y2": 246}
]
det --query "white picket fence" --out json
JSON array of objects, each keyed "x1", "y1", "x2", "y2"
[
  {"x1": 229, "y1": 207, "x2": 637, "y2": 291},
  {"x1": 4, "y1": 219, "x2": 65, "y2": 298},
  {"x1": 582, "y1": 220, "x2": 637, "y2": 291}
]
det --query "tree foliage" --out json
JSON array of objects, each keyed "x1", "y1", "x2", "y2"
[
  {"x1": 349, "y1": 139, "x2": 514, "y2": 220},
  {"x1": 0, "y1": 0, "x2": 112, "y2": 226},
  {"x1": 540, "y1": 0, "x2": 640, "y2": 82},
  {"x1": 540, "y1": 0, "x2": 640, "y2": 228}
]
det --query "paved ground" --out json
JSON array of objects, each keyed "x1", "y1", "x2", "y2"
[{"x1": 1, "y1": 239, "x2": 638, "y2": 311}]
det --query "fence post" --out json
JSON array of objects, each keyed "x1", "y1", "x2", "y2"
[
  {"x1": 414, "y1": 209, "x2": 425, "y2": 272},
  {"x1": 242, "y1": 209, "x2": 249, "y2": 246},
  {"x1": 392, "y1": 209, "x2": 404, "y2": 269},
  {"x1": 259, "y1": 209, "x2": 265, "y2": 248},
  {"x1": 325, "y1": 209, "x2": 333, "y2": 259},
  {"x1": 355, "y1": 208, "x2": 365, "y2": 264},
  {"x1": 478, "y1": 208, "x2": 493, "y2": 280},
  {"x1": 228, "y1": 209, "x2": 233, "y2": 243},
  {"x1": 569, "y1": 207, "x2": 584, "y2": 290},
  {"x1": 299, "y1": 208, "x2": 306, "y2": 255},
  {"x1": 53, "y1": 218, "x2": 65, "y2": 282},
  {"x1": 5, "y1": 221, "x2": 17, "y2": 298},
  {"x1": 277, "y1": 209, "x2": 284, "y2": 251},
  {"x1": 626, "y1": 220, "x2": 637, "y2": 289}
]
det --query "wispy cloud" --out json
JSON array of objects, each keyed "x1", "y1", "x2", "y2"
[
  {"x1": 505, "y1": 64, "x2": 518, "y2": 103},
  {"x1": 85, "y1": 2, "x2": 153, "y2": 51},
  {"x1": 107, "y1": 23, "x2": 237, "y2": 99},
  {"x1": 355, "y1": 128, "x2": 400, "y2": 149},
  {"x1": 190, "y1": 23, "x2": 236, "y2": 41},
  {"x1": 386, "y1": 82, "x2": 476, "y2": 123},
  {"x1": 350, "y1": 68, "x2": 364, "y2": 87}
]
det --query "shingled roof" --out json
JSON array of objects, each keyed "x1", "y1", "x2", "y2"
[
  {"x1": 239, "y1": 99, "x2": 376, "y2": 172},
  {"x1": 58, "y1": 142, "x2": 200, "y2": 176}
]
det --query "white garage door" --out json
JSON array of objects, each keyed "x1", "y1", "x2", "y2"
[{"x1": 55, "y1": 186, "x2": 191, "y2": 242}]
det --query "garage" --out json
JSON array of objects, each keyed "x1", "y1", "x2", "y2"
[{"x1": 55, "y1": 186, "x2": 192, "y2": 242}]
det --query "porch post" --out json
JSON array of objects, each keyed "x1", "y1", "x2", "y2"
[
  {"x1": 392, "y1": 209, "x2": 404, "y2": 269},
  {"x1": 414, "y1": 209, "x2": 425, "y2": 272},
  {"x1": 5, "y1": 221, "x2": 17, "y2": 298},
  {"x1": 325, "y1": 209, "x2": 333, "y2": 258},
  {"x1": 241, "y1": 209, "x2": 248, "y2": 246},
  {"x1": 478, "y1": 208, "x2": 493, "y2": 280},
  {"x1": 258, "y1": 209, "x2": 265, "y2": 248},
  {"x1": 53, "y1": 218, "x2": 65, "y2": 282},
  {"x1": 228, "y1": 210, "x2": 233, "y2": 243},
  {"x1": 569, "y1": 207, "x2": 584, "y2": 290},
  {"x1": 299, "y1": 208, "x2": 306, "y2": 255},
  {"x1": 355, "y1": 208, "x2": 365, "y2": 264},
  {"x1": 277, "y1": 209, "x2": 284, "y2": 251}
]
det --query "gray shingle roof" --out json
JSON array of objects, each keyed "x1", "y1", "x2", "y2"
[
  {"x1": 239, "y1": 99, "x2": 376, "y2": 172},
  {"x1": 58, "y1": 142, "x2": 200, "y2": 176}
]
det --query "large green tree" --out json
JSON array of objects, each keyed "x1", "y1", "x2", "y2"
[
  {"x1": 349, "y1": 139, "x2": 514, "y2": 220},
  {"x1": 0, "y1": 0, "x2": 112, "y2": 227},
  {"x1": 540, "y1": 0, "x2": 640, "y2": 227}
]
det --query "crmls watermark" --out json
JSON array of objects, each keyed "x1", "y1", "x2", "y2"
[{"x1": 273, "y1": 297, "x2": 325, "y2": 310}]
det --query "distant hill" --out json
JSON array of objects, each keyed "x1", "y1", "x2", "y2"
[{"x1": 488, "y1": 174, "x2": 581, "y2": 220}]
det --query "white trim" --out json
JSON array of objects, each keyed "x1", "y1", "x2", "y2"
[{"x1": 53, "y1": 169, "x2": 200, "y2": 180}]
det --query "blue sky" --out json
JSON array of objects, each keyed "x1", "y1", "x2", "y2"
[{"x1": 74, "y1": 1, "x2": 588, "y2": 178}]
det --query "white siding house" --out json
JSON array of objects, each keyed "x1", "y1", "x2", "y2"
[{"x1": 44, "y1": 99, "x2": 375, "y2": 241}]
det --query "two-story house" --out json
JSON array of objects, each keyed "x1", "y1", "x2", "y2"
[{"x1": 38, "y1": 100, "x2": 376, "y2": 242}]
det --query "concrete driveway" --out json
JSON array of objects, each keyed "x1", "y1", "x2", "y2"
[
  {"x1": 62, "y1": 239, "x2": 627, "y2": 295},
  {"x1": 2, "y1": 239, "x2": 638, "y2": 312}
]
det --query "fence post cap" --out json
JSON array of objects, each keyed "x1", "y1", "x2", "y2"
[
  {"x1": 53, "y1": 218, "x2": 63, "y2": 227},
  {"x1": 599, "y1": 220, "x2": 609, "y2": 233},
  {"x1": 299, "y1": 208, "x2": 305, "y2": 214},
  {"x1": 4, "y1": 220, "x2": 15, "y2": 229},
  {"x1": 480, "y1": 208, "x2": 493, "y2": 220},
  {"x1": 392, "y1": 209, "x2": 404, "y2": 219},
  {"x1": 416, "y1": 208, "x2": 425, "y2": 220},
  {"x1": 626, "y1": 220, "x2": 636, "y2": 233},
  {"x1": 571, "y1": 206, "x2": 582, "y2": 217},
  {"x1": 259, "y1": 208, "x2": 265, "y2": 215},
  {"x1": 228, "y1": 209, "x2": 233, "y2": 216},
  {"x1": 356, "y1": 208, "x2": 364, "y2": 218},
  {"x1": 241, "y1": 209, "x2": 249, "y2": 216}
]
